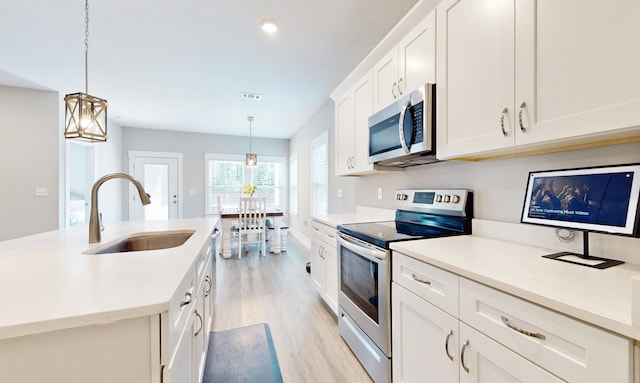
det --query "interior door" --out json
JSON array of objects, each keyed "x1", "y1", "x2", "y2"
[{"x1": 131, "y1": 155, "x2": 180, "y2": 220}]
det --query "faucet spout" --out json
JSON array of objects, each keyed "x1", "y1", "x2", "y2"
[{"x1": 89, "y1": 173, "x2": 151, "y2": 243}]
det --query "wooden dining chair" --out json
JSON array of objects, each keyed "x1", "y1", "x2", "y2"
[{"x1": 237, "y1": 196, "x2": 267, "y2": 258}]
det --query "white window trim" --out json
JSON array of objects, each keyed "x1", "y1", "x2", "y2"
[{"x1": 311, "y1": 131, "x2": 329, "y2": 217}]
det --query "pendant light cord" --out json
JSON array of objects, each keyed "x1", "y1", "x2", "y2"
[{"x1": 84, "y1": 0, "x2": 90, "y2": 94}]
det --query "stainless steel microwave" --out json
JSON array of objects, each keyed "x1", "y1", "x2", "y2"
[{"x1": 368, "y1": 83, "x2": 436, "y2": 167}]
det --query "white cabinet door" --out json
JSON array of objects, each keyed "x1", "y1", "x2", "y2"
[
  {"x1": 515, "y1": 0, "x2": 640, "y2": 146},
  {"x1": 459, "y1": 322, "x2": 564, "y2": 383},
  {"x1": 351, "y1": 71, "x2": 374, "y2": 173},
  {"x1": 335, "y1": 93, "x2": 354, "y2": 176},
  {"x1": 392, "y1": 283, "x2": 458, "y2": 383},
  {"x1": 373, "y1": 47, "x2": 400, "y2": 111},
  {"x1": 323, "y1": 243, "x2": 338, "y2": 314},
  {"x1": 310, "y1": 239, "x2": 325, "y2": 293},
  {"x1": 398, "y1": 10, "x2": 436, "y2": 94},
  {"x1": 163, "y1": 320, "x2": 194, "y2": 383},
  {"x1": 436, "y1": 0, "x2": 516, "y2": 159}
]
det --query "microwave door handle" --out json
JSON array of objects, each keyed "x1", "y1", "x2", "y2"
[
  {"x1": 337, "y1": 233, "x2": 386, "y2": 262},
  {"x1": 398, "y1": 100, "x2": 412, "y2": 154}
]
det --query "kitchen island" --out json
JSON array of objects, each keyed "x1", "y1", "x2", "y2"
[{"x1": 0, "y1": 217, "x2": 219, "y2": 383}]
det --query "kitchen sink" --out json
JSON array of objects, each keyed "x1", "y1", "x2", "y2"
[{"x1": 85, "y1": 230, "x2": 195, "y2": 254}]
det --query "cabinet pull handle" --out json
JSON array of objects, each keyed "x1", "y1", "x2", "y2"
[
  {"x1": 194, "y1": 310, "x2": 203, "y2": 337},
  {"x1": 518, "y1": 102, "x2": 527, "y2": 133},
  {"x1": 501, "y1": 316, "x2": 546, "y2": 340},
  {"x1": 500, "y1": 107, "x2": 509, "y2": 137},
  {"x1": 204, "y1": 276, "x2": 212, "y2": 297},
  {"x1": 397, "y1": 78, "x2": 403, "y2": 95},
  {"x1": 412, "y1": 273, "x2": 431, "y2": 285},
  {"x1": 180, "y1": 292, "x2": 192, "y2": 307},
  {"x1": 392, "y1": 82, "x2": 397, "y2": 99},
  {"x1": 460, "y1": 340, "x2": 470, "y2": 373},
  {"x1": 444, "y1": 330, "x2": 454, "y2": 361}
]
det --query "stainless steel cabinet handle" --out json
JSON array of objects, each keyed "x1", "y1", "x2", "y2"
[
  {"x1": 397, "y1": 78, "x2": 403, "y2": 96},
  {"x1": 518, "y1": 102, "x2": 527, "y2": 133},
  {"x1": 461, "y1": 340, "x2": 470, "y2": 373},
  {"x1": 444, "y1": 330, "x2": 454, "y2": 361},
  {"x1": 180, "y1": 292, "x2": 192, "y2": 307},
  {"x1": 392, "y1": 82, "x2": 397, "y2": 99},
  {"x1": 501, "y1": 316, "x2": 546, "y2": 339},
  {"x1": 500, "y1": 107, "x2": 509, "y2": 137},
  {"x1": 204, "y1": 276, "x2": 212, "y2": 297},
  {"x1": 194, "y1": 310, "x2": 203, "y2": 337},
  {"x1": 412, "y1": 273, "x2": 431, "y2": 285}
]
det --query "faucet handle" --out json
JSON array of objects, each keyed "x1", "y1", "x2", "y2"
[{"x1": 99, "y1": 212, "x2": 104, "y2": 232}]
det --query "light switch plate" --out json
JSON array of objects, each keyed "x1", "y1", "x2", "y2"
[{"x1": 35, "y1": 187, "x2": 48, "y2": 197}]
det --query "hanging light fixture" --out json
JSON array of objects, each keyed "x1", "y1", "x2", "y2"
[
  {"x1": 64, "y1": 0, "x2": 108, "y2": 142},
  {"x1": 245, "y1": 116, "x2": 257, "y2": 167}
]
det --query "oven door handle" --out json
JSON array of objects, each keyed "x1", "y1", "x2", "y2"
[{"x1": 337, "y1": 233, "x2": 386, "y2": 262}]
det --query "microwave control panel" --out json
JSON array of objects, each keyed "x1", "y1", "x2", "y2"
[{"x1": 394, "y1": 189, "x2": 472, "y2": 217}]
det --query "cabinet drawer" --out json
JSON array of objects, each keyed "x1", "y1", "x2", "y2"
[
  {"x1": 459, "y1": 278, "x2": 632, "y2": 383},
  {"x1": 311, "y1": 220, "x2": 337, "y2": 246},
  {"x1": 392, "y1": 252, "x2": 459, "y2": 317},
  {"x1": 161, "y1": 270, "x2": 196, "y2": 364}
]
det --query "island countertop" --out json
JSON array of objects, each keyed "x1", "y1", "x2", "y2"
[{"x1": 0, "y1": 218, "x2": 218, "y2": 340}]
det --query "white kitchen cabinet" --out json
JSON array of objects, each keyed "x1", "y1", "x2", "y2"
[
  {"x1": 392, "y1": 282, "x2": 458, "y2": 383},
  {"x1": 335, "y1": 71, "x2": 376, "y2": 176},
  {"x1": 373, "y1": 10, "x2": 435, "y2": 112},
  {"x1": 436, "y1": 0, "x2": 640, "y2": 159},
  {"x1": 392, "y1": 252, "x2": 634, "y2": 383},
  {"x1": 310, "y1": 219, "x2": 338, "y2": 315},
  {"x1": 458, "y1": 322, "x2": 563, "y2": 383}
]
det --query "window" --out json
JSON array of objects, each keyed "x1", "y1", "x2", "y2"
[
  {"x1": 311, "y1": 132, "x2": 328, "y2": 216},
  {"x1": 205, "y1": 154, "x2": 287, "y2": 214},
  {"x1": 290, "y1": 153, "x2": 298, "y2": 216}
]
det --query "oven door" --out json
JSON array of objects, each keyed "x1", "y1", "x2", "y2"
[{"x1": 337, "y1": 232, "x2": 390, "y2": 356}]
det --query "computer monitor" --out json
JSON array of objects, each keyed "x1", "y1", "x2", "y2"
[{"x1": 521, "y1": 163, "x2": 640, "y2": 268}]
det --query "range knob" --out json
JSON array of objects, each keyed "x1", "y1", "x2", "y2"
[
  {"x1": 436, "y1": 194, "x2": 443, "y2": 202},
  {"x1": 452, "y1": 195, "x2": 461, "y2": 204},
  {"x1": 396, "y1": 193, "x2": 408, "y2": 201},
  {"x1": 401, "y1": 194, "x2": 408, "y2": 200},
  {"x1": 443, "y1": 195, "x2": 451, "y2": 203}
]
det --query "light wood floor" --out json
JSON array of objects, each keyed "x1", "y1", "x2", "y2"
[{"x1": 212, "y1": 241, "x2": 373, "y2": 383}]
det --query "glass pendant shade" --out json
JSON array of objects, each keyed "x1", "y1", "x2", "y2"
[
  {"x1": 245, "y1": 116, "x2": 257, "y2": 167},
  {"x1": 245, "y1": 153, "x2": 258, "y2": 167},
  {"x1": 64, "y1": 92, "x2": 108, "y2": 142}
]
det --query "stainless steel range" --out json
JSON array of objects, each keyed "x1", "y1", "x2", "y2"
[{"x1": 336, "y1": 189, "x2": 473, "y2": 383}]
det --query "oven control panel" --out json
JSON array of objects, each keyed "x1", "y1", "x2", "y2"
[{"x1": 394, "y1": 189, "x2": 472, "y2": 216}]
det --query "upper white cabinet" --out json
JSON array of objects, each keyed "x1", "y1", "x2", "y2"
[
  {"x1": 335, "y1": 71, "x2": 376, "y2": 176},
  {"x1": 373, "y1": 10, "x2": 436, "y2": 112},
  {"x1": 436, "y1": 0, "x2": 640, "y2": 159}
]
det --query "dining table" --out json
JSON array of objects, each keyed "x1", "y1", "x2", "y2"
[{"x1": 219, "y1": 207, "x2": 285, "y2": 258}]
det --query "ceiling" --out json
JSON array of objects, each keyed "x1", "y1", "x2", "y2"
[{"x1": 0, "y1": 0, "x2": 419, "y2": 139}]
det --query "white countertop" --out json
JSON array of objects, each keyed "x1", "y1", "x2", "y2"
[
  {"x1": 312, "y1": 206, "x2": 396, "y2": 227},
  {"x1": 0, "y1": 218, "x2": 218, "y2": 340},
  {"x1": 391, "y1": 235, "x2": 640, "y2": 340}
]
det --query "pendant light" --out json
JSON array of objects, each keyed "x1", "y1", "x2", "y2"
[
  {"x1": 64, "y1": 0, "x2": 108, "y2": 142},
  {"x1": 245, "y1": 116, "x2": 257, "y2": 167}
]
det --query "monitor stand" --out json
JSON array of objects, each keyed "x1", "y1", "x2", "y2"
[{"x1": 542, "y1": 231, "x2": 625, "y2": 269}]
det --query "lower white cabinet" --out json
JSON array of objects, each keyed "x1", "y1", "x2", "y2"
[
  {"x1": 310, "y1": 219, "x2": 338, "y2": 315},
  {"x1": 392, "y1": 282, "x2": 458, "y2": 382},
  {"x1": 391, "y1": 252, "x2": 634, "y2": 383}
]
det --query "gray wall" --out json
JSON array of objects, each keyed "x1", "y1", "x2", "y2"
[
  {"x1": 0, "y1": 85, "x2": 59, "y2": 240},
  {"x1": 121, "y1": 127, "x2": 290, "y2": 219},
  {"x1": 289, "y1": 98, "x2": 640, "y2": 244}
]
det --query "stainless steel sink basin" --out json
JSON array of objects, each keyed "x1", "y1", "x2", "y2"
[{"x1": 86, "y1": 230, "x2": 195, "y2": 254}]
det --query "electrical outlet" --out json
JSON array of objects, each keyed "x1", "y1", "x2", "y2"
[
  {"x1": 337, "y1": 188, "x2": 343, "y2": 198},
  {"x1": 377, "y1": 187, "x2": 383, "y2": 199},
  {"x1": 35, "y1": 187, "x2": 48, "y2": 197}
]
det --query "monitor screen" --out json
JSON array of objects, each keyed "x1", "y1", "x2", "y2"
[{"x1": 521, "y1": 164, "x2": 640, "y2": 236}]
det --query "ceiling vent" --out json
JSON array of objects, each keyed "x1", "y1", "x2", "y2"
[{"x1": 241, "y1": 92, "x2": 262, "y2": 101}]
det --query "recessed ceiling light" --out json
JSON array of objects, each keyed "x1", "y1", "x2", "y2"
[{"x1": 261, "y1": 19, "x2": 278, "y2": 34}]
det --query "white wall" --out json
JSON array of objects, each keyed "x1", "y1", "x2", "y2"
[
  {"x1": 121, "y1": 127, "x2": 289, "y2": 219},
  {"x1": 0, "y1": 85, "x2": 59, "y2": 241},
  {"x1": 93, "y1": 122, "x2": 124, "y2": 222}
]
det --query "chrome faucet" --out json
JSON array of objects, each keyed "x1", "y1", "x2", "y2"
[{"x1": 89, "y1": 173, "x2": 151, "y2": 243}]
